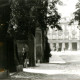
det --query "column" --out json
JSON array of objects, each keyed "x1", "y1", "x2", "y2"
[
  {"x1": 68, "y1": 42, "x2": 72, "y2": 51},
  {"x1": 79, "y1": 42, "x2": 80, "y2": 50},
  {"x1": 50, "y1": 43, "x2": 53, "y2": 51},
  {"x1": 77, "y1": 41, "x2": 80, "y2": 51},
  {"x1": 79, "y1": 30, "x2": 80, "y2": 50},
  {"x1": 56, "y1": 43, "x2": 59, "y2": 51},
  {"x1": 62, "y1": 43, "x2": 65, "y2": 51}
]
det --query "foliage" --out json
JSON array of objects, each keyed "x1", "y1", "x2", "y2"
[
  {"x1": 47, "y1": 0, "x2": 62, "y2": 30},
  {"x1": 36, "y1": 0, "x2": 62, "y2": 30},
  {"x1": 8, "y1": 0, "x2": 28, "y2": 39},
  {"x1": 74, "y1": 0, "x2": 80, "y2": 25},
  {"x1": 8, "y1": 0, "x2": 62, "y2": 38}
]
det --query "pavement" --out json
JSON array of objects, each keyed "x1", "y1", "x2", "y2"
[
  {"x1": 50, "y1": 51, "x2": 80, "y2": 63},
  {"x1": 10, "y1": 51, "x2": 80, "y2": 80},
  {"x1": 23, "y1": 63, "x2": 80, "y2": 75},
  {"x1": 10, "y1": 62, "x2": 80, "y2": 80}
]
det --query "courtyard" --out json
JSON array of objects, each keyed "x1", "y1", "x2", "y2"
[
  {"x1": 10, "y1": 51, "x2": 80, "y2": 80},
  {"x1": 10, "y1": 62, "x2": 80, "y2": 80}
]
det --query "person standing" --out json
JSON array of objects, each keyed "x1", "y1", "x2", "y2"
[
  {"x1": 22, "y1": 47, "x2": 26, "y2": 67},
  {"x1": 22, "y1": 44, "x2": 29, "y2": 67}
]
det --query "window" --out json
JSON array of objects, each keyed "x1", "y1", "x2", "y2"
[
  {"x1": 65, "y1": 43, "x2": 69, "y2": 50},
  {"x1": 58, "y1": 43, "x2": 62, "y2": 51},
  {"x1": 72, "y1": 42, "x2": 77, "y2": 51},
  {"x1": 53, "y1": 43, "x2": 56, "y2": 51}
]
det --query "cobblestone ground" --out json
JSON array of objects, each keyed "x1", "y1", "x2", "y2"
[
  {"x1": 9, "y1": 61, "x2": 80, "y2": 80},
  {"x1": 27, "y1": 62, "x2": 80, "y2": 70},
  {"x1": 10, "y1": 62, "x2": 80, "y2": 80},
  {"x1": 11, "y1": 72, "x2": 52, "y2": 80},
  {"x1": 10, "y1": 71, "x2": 80, "y2": 80}
]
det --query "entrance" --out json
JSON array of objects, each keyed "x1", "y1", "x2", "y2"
[{"x1": 72, "y1": 42, "x2": 77, "y2": 51}]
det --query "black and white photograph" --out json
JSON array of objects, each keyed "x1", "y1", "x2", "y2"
[{"x1": 0, "y1": 0, "x2": 80, "y2": 80}]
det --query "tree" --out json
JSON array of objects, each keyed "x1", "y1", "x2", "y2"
[
  {"x1": 8, "y1": 0, "x2": 28, "y2": 39},
  {"x1": 8, "y1": 0, "x2": 39, "y2": 67},
  {"x1": 8, "y1": 0, "x2": 62, "y2": 66},
  {"x1": 43, "y1": 0, "x2": 62, "y2": 62},
  {"x1": 74, "y1": 0, "x2": 80, "y2": 25},
  {"x1": 47, "y1": 0, "x2": 62, "y2": 30},
  {"x1": 8, "y1": 0, "x2": 30, "y2": 67},
  {"x1": 32, "y1": 0, "x2": 62, "y2": 62}
]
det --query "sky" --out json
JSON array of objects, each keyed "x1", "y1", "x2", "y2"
[{"x1": 56, "y1": 0, "x2": 78, "y2": 18}]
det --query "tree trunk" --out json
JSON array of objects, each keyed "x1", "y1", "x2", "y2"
[
  {"x1": 28, "y1": 34, "x2": 35, "y2": 67},
  {"x1": 7, "y1": 38, "x2": 16, "y2": 72},
  {"x1": 14, "y1": 39, "x2": 19, "y2": 66}
]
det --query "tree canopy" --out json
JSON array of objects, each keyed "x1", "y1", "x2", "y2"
[
  {"x1": 74, "y1": 0, "x2": 80, "y2": 25},
  {"x1": 8, "y1": 0, "x2": 61, "y2": 38},
  {"x1": 8, "y1": 0, "x2": 28, "y2": 39},
  {"x1": 47, "y1": 0, "x2": 62, "y2": 30}
]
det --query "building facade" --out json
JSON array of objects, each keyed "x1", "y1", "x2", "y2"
[{"x1": 47, "y1": 18, "x2": 80, "y2": 51}]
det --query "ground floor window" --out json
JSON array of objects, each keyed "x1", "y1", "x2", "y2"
[
  {"x1": 65, "y1": 43, "x2": 69, "y2": 51},
  {"x1": 58, "y1": 43, "x2": 62, "y2": 51},
  {"x1": 52, "y1": 42, "x2": 78, "y2": 51},
  {"x1": 72, "y1": 42, "x2": 77, "y2": 51},
  {"x1": 53, "y1": 43, "x2": 56, "y2": 51}
]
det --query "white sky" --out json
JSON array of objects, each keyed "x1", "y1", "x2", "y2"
[{"x1": 56, "y1": 0, "x2": 78, "y2": 18}]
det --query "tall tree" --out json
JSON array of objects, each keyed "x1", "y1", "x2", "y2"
[
  {"x1": 8, "y1": 0, "x2": 30, "y2": 67},
  {"x1": 8, "y1": 0, "x2": 39, "y2": 67},
  {"x1": 43, "y1": 0, "x2": 62, "y2": 62},
  {"x1": 74, "y1": 0, "x2": 80, "y2": 25},
  {"x1": 47, "y1": 0, "x2": 61, "y2": 30},
  {"x1": 8, "y1": 0, "x2": 28, "y2": 39},
  {"x1": 8, "y1": 0, "x2": 61, "y2": 66}
]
